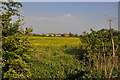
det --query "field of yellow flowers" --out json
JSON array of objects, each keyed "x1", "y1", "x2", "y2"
[{"x1": 29, "y1": 37, "x2": 82, "y2": 47}]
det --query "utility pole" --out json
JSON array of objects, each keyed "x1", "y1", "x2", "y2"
[
  {"x1": 105, "y1": 15, "x2": 116, "y2": 29},
  {"x1": 105, "y1": 15, "x2": 116, "y2": 78}
]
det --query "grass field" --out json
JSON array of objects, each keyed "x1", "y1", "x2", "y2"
[{"x1": 28, "y1": 36, "x2": 84, "y2": 78}]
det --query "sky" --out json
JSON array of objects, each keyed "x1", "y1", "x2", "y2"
[
  {"x1": 17, "y1": 2, "x2": 118, "y2": 35},
  {"x1": 2, "y1": 0, "x2": 120, "y2": 2}
]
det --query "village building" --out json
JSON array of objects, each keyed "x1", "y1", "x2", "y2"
[
  {"x1": 46, "y1": 33, "x2": 54, "y2": 36},
  {"x1": 56, "y1": 34, "x2": 62, "y2": 37},
  {"x1": 62, "y1": 33, "x2": 69, "y2": 37},
  {"x1": 46, "y1": 33, "x2": 70, "y2": 37}
]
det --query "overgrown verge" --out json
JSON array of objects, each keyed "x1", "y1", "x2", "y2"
[{"x1": 79, "y1": 29, "x2": 120, "y2": 78}]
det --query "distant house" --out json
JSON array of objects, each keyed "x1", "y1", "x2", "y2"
[
  {"x1": 46, "y1": 33, "x2": 69, "y2": 37},
  {"x1": 62, "y1": 33, "x2": 69, "y2": 37},
  {"x1": 46, "y1": 33, "x2": 54, "y2": 36},
  {"x1": 56, "y1": 34, "x2": 62, "y2": 37}
]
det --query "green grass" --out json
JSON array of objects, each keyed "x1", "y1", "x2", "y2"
[{"x1": 28, "y1": 37, "x2": 84, "y2": 78}]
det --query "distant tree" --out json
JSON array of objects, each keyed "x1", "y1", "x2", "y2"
[
  {"x1": 69, "y1": 32, "x2": 73, "y2": 37},
  {"x1": 48, "y1": 35, "x2": 51, "y2": 37},
  {"x1": 36, "y1": 34, "x2": 40, "y2": 36},
  {"x1": 41, "y1": 34, "x2": 46, "y2": 37},
  {"x1": 54, "y1": 34, "x2": 56, "y2": 37},
  {"x1": 75, "y1": 34, "x2": 78, "y2": 37}
]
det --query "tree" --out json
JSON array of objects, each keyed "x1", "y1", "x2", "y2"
[
  {"x1": 41, "y1": 34, "x2": 46, "y2": 37},
  {"x1": 69, "y1": 32, "x2": 73, "y2": 37},
  {"x1": 75, "y1": 34, "x2": 78, "y2": 37},
  {"x1": 2, "y1": 0, "x2": 33, "y2": 78},
  {"x1": 79, "y1": 28, "x2": 120, "y2": 78},
  {"x1": 2, "y1": 0, "x2": 24, "y2": 37}
]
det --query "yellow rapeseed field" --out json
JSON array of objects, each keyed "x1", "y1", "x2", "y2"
[{"x1": 29, "y1": 37, "x2": 81, "y2": 47}]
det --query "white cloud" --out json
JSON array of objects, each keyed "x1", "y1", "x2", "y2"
[
  {"x1": 64, "y1": 13, "x2": 71, "y2": 17},
  {"x1": 25, "y1": 13, "x2": 79, "y2": 24}
]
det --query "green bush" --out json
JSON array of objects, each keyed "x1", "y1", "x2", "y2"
[{"x1": 2, "y1": 33, "x2": 33, "y2": 78}]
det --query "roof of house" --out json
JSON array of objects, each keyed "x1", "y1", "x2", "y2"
[
  {"x1": 56, "y1": 34, "x2": 61, "y2": 35},
  {"x1": 64, "y1": 33, "x2": 69, "y2": 35},
  {"x1": 46, "y1": 33, "x2": 54, "y2": 35}
]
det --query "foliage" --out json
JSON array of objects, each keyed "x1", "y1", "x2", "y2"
[
  {"x1": 2, "y1": 0, "x2": 24, "y2": 37},
  {"x1": 1, "y1": 0, "x2": 33, "y2": 78},
  {"x1": 79, "y1": 28, "x2": 120, "y2": 78},
  {"x1": 27, "y1": 44, "x2": 85, "y2": 79},
  {"x1": 69, "y1": 32, "x2": 73, "y2": 37},
  {"x1": 74, "y1": 34, "x2": 78, "y2": 37},
  {"x1": 25, "y1": 26, "x2": 33, "y2": 35},
  {"x1": 2, "y1": 32, "x2": 33, "y2": 78},
  {"x1": 40, "y1": 34, "x2": 46, "y2": 37}
]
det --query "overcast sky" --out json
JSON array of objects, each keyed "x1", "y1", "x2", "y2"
[{"x1": 17, "y1": 2, "x2": 118, "y2": 34}]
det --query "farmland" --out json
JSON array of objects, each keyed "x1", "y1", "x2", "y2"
[
  {"x1": 2, "y1": 1, "x2": 119, "y2": 79},
  {"x1": 27, "y1": 37, "x2": 85, "y2": 78},
  {"x1": 29, "y1": 37, "x2": 82, "y2": 47},
  {"x1": 27, "y1": 29, "x2": 120, "y2": 79}
]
